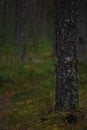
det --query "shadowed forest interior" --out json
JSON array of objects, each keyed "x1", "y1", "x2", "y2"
[{"x1": 0, "y1": 0, "x2": 87, "y2": 130}]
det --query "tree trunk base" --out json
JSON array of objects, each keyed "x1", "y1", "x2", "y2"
[{"x1": 58, "y1": 111, "x2": 85, "y2": 124}]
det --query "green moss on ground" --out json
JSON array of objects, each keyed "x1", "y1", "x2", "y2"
[{"x1": 0, "y1": 44, "x2": 87, "y2": 130}]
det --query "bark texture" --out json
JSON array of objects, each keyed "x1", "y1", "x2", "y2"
[{"x1": 55, "y1": 0, "x2": 79, "y2": 111}]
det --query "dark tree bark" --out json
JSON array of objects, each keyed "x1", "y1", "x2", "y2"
[
  {"x1": 55, "y1": 0, "x2": 79, "y2": 111},
  {"x1": 78, "y1": 0, "x2": 87, "y2": 62}
]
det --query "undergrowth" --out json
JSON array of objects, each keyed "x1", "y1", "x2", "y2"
[{"x1": 0, "y1": 43, "x2": 87, "y2": 130}]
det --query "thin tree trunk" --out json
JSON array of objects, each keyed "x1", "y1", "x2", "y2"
[
  {"x1": 0, "y1": 0, "x2": 7, "y2": 45},
  {"x1": 15, "y1": 0, "x2": 29, "y2": 61}
]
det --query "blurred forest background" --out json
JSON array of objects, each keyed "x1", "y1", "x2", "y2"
[
  {"x1": 0, "y1": 0, "x2": 54, "y2": 62},
  {"x1": 0, "y1": 0, "x2": 87, "y2": 130}
]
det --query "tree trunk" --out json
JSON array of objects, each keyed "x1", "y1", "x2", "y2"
[
  {"x1": 15, "y1": 0, "x2": 29, "y2": 61},
  {"x1": 0, "y1": 0, "x2": 7, "y2": 45},
  {"x1": 55, "y1": 0, "x2": 79, "y2": 112},
  {"x1": 78, "y1": 0, "x2": 87, "y2": 62}
]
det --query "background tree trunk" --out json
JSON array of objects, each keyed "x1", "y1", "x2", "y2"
[
  {"x1": 15, "y1": 0, "x2": 29, "y2": 61},
  {"x1": 55, "y1": 0, "x2": 79, "y2": 111},
  {"x1": 0, "y1": 0, "x2": 7, "y2": 45},
  {"x1": 78, "y1": 0, "x2": 87, "y2": 62}
]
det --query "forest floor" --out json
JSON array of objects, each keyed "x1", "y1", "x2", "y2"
[{"x1": 0, "y1": 43, "x2": 87, "y2": 130}]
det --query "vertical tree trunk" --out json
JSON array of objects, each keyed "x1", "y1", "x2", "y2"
[
  {"x1": 15, "y1": 0, "x2": 29, "y2": 61},
  {"x1": 0, "y1": 0, "x2": 7, "y2": 45},
  {"x1": 55, "y1": 0, "x2": 79, "y2": 111},
  {"x1": 78, "y1": 0, "x2": 87, "y2": 62}
]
